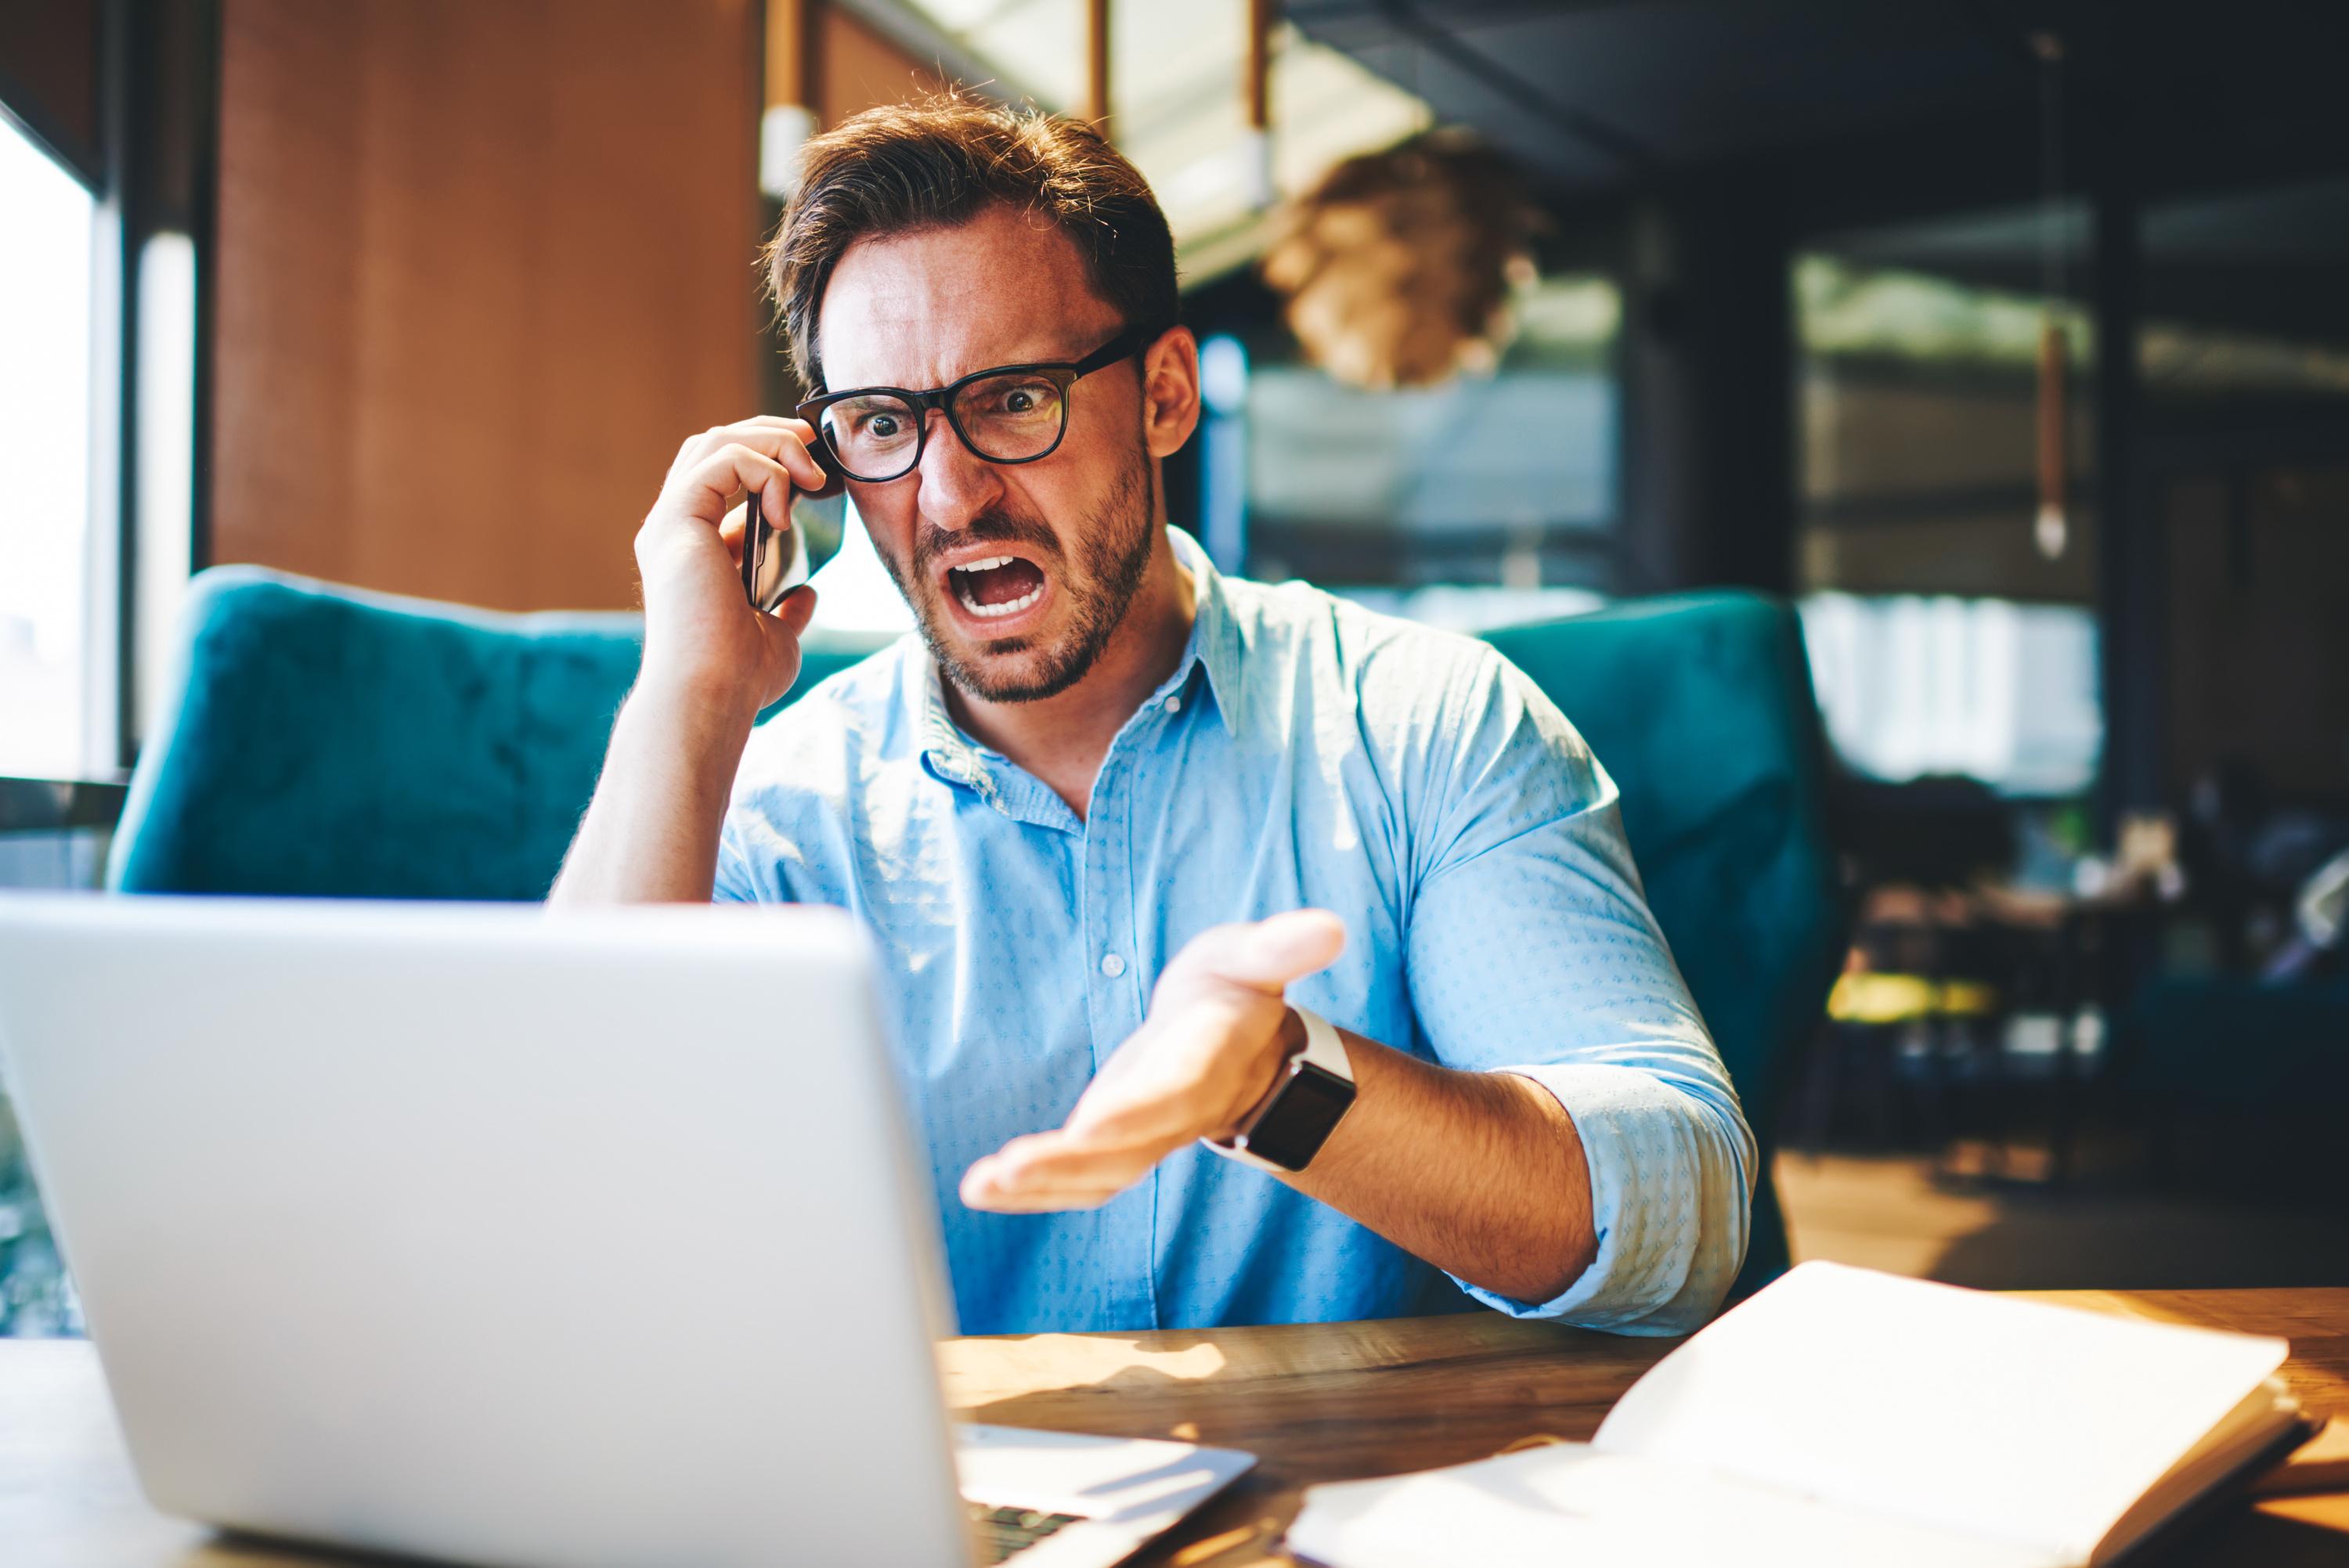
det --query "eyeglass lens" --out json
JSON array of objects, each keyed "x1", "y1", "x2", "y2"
[{"x1": 819, "y1": 371, "x2": 1069, "y2": 480}]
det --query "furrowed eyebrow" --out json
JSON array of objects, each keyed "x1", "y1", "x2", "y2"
[{"x1": 823, "y1": 328, "x2": 1140, "y2": 397}]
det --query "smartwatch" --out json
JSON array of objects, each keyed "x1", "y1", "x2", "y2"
[{"x1": 1206, "y1": 1006, "x2": 1357, "y2": 1173}]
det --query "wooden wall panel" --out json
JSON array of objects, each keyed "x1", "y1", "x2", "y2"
[
  {"x1": 0, "y1": 0, "x2": 101, "y2": 178},
  {"x1": 819, "y1": 8, "x2": 947, "y2": 125},
  {"x1": 212, "y1": 0, "x2": 763, "y2": 611}
]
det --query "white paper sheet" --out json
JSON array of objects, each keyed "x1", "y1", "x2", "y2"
[
  {"x1": 1590, "y1": 1263, "x2": 2289, "y2": 1560},
  {"x1": 1285, "y1": 1264, "x2": 2295, "y2": 1568},
  {"x1": 1286, "y1": 1446, "x2": 2062, "y2": 1568}
]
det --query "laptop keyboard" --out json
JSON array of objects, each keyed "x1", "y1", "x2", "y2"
[{"x1": 968, "y1": 1502, "x2": 1084, "y2": 1562}]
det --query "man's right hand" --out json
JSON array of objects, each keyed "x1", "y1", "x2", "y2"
[
  {"x1": 632, "y1": 416, "x2": 834, "y2": 719},
  {"x1": 550, "y1": 418, "x2": 840, "y2": 906}
]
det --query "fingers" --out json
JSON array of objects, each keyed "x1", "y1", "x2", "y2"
[
  {"x1": 1164, "y1": 909, "x2": 1348, "y2": 997},
  {"x1": 659, "y1": 419, "x2": 824, "y2": 557},
  {"x1": 962, "y1": 1129, "x2": 1182, "y2": 1213},
  {"x1": 960, "y1": 1044, "x2": 1238, "y2": 1210},
  {"x1": 958, "y1": 908, "x2": 1350, "y2": 1215},
  {"x1": 672, "y1": 417, "x2": 828, "y2": 495},
  {"x1": 673, "y1": 443, "x2": 793, "y2": 528}
]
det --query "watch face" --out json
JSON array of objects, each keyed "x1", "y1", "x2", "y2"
[{"x1": 1239, "y1": 1061, "x2": 1357, "y2": 1172}]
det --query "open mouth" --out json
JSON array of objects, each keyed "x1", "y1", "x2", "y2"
[{"x1": 946, "y1": 553, "x2": 1048, "y2": 621}]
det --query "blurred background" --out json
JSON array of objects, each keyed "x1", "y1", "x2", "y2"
[{"x1": 4, "y1": 0, "x2": 2347, "y2": 1334}]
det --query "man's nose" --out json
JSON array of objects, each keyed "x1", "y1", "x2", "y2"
[{"x1": 913, "y1": 409, "x2": 1005, "y2": 532}]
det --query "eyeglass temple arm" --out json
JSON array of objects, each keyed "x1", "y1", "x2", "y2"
[{"x1": 1073, "y1": 322, "x2": 1171, "y2": 376}]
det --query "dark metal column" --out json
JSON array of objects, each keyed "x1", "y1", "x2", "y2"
[
  {"x1": 1618, "y1": 175, "x2": 1798, "y2": 595},
  {"x1": 2092, "y1": 168, "x2": 2160, "y2": 832}
]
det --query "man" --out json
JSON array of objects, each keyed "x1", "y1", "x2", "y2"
[{"x1": 554, "y1": 97, "x2": 1752, "y2": 1337}]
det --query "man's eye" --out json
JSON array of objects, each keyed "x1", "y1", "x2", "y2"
[
  {"x1": 836, "y1": 404, "x2": 908, "y2": 442},
  {"x1": 980, "y1": 380, "x2": 1055, "y2": 417}
]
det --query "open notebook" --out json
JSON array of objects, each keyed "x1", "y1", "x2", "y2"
[{"x1": 1286, "y1": 1263, "x2": 2307, "y2": 1568}]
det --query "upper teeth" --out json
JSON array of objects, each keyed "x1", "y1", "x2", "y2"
[{"x1": 948, "y1": 556, "x2": 1042, "y2": 618}]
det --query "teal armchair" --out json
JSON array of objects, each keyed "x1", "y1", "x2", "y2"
[
  {"x1": 114, "y1": 568, "x2": 1842, "y2": 1291},
  {"x1": 1486, "y1": 597, "x2": 1846, "y2": 1293},
  {"x1": 110, "y1": 569, "x2": 887, "y2": 901}
]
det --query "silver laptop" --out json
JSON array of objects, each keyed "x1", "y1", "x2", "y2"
[{"x1": 0, "y1": 896, "x2": 1251, "y2": 1567}]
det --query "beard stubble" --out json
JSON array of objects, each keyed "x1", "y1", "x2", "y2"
[{"x1": 883, "y1": 439, "x2": 1158, "y2": 705}]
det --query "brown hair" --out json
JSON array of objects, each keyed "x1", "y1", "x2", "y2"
[{"x1": 763, "y1": 92, "x2": 1178, "y2": 391}]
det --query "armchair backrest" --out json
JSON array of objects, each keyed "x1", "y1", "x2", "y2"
[
  {"x1": 1484, "y1": 593, "x2": 1846, "y2": 1289},
  {"x1": 110, "y1": 568, "x2": 886, "y2": 901}
]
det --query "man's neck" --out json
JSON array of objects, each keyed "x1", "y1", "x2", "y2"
[{"x1": 942, "y1": 532, "x2": 1197, "y2": 821}]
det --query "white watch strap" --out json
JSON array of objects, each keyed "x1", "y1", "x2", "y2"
[
  {"x1": 1290, "y1": 1005, "x2": 1351, "y2": 1082},
  {"x1": 1206, "y1": 1006, "x2": 1350, "y2": 1173}
]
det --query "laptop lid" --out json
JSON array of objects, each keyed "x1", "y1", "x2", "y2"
[{"x1": 0, "y1": 896, "x2": 971, "y2": 1568}]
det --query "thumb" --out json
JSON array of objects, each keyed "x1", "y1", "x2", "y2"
[
  {"x1": 1174, "y1": 909, "x2": 1347, "y2": 997},
  {"x1": 771, "y1": 582, "x2": 818, "y2": 639}
]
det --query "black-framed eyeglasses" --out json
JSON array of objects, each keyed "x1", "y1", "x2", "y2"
[{"x1": 795, "y1": 323, "x2": 1163, "y2": 483}]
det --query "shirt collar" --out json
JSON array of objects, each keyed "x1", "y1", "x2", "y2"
[
  {"x1": 1169, "y1": 527, "x2": 1247, "y2": 737},
  {"x1": 915, "y1": 528, "x2": 1247, "y2": 796},
  {"x1": 913, "y1": 655, "x2": 994, "y2": 798}
]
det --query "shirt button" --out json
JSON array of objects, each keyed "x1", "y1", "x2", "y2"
[
  {"x1": 1099, "y1": 952, "x2": 1127, "y2": 978},
  {"x1": 1164, "y1": 694, "x2": 1182, "y2": 714}
]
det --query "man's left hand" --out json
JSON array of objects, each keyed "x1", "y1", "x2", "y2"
[{"x1": 960, "y1": 910, "x2": 1347, "y2": 1212}]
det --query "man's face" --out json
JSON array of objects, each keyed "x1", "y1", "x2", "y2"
[{"x1": 816, "y1": 206, "x2": 1185, "y2": 703}]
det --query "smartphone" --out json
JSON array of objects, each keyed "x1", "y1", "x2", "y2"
[
  {"x1": 740, "y1": 486, "x2": 808, "y2": 614},
  {"x1": 741, "y1": 439, "x2": 841, "y2": 613}
]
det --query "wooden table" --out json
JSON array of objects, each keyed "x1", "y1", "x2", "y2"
[{"x1": 5, "y1": 1289, "x2": 2346, "y2": 1566}]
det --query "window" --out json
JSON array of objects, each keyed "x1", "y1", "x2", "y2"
[
  {"x1": 1795, "y1": 193, "x2": 2349, "y2": 804},
  {"x1": 1795, "y1": 216, "x2": 2104, "y2": 799},
  {"x1": 1799, "y1": 592, "x2": 2102, "y2": 798},
  {"x1": 0, "y1": 114, "x2": 103, "y2": 780},
  {"x1": 1793, "y1": 246, "x2": 2095, "y2": 607}
]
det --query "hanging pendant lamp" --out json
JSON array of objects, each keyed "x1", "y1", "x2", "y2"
[
  {"x1": 1260, "y1": 128, "x2": 1540, "y2": 390},
  {"x1": 2033, "y1": 31, "x2": 2070, "y2": 562}
]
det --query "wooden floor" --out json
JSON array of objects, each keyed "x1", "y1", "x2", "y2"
[{"x1": 1777, "y1": 1152, "x2": 2349, "y2": 1290}]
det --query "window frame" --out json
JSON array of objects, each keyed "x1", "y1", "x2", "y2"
[{"x1": 0, "y1": 0, "x2": 218, "y2": 814}]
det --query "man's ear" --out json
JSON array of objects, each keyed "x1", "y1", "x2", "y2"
[{"x1": 1140, "y1": 327, "x2": 1203, "y2": 460}]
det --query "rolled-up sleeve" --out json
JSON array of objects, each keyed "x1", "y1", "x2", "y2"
[
  {"x1": 1402, "y1": 650, "x2": 1755, "y2": 1335},
  {"x1": 713, "y1": 819, "x2": 758, "y2": 903}
]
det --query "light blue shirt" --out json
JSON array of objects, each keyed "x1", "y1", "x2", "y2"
[{"x1": 717, "y1": 530, "x2": 1753, "y2": 1336}]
